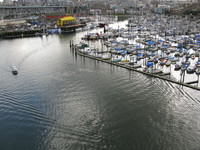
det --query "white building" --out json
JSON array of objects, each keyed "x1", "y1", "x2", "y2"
[{"x1": 3, "y1": 0, "x2": 13, "y2": 5}]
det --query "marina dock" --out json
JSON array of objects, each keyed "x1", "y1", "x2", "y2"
[
  {"x1": 71, "y1": 44, "x2": 200, "y2": 91},
  {"x1": 1, "y1": 29, "x2": 43, "y2": 39}
]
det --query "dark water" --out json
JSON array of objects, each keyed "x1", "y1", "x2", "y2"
[{"x1": 0, "y1": 24, "x2": 200, "y2": 150}]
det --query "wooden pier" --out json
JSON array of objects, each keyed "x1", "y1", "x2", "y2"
[{"x1": 1, "y1": 29, "x2": 42, "y2": 39}]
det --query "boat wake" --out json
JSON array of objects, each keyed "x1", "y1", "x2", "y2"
[
  {"x1": 16, "y1": 42, "x2": 53, "y2": 70},
  {"x1": 0, "y1": 65, "x2": 12, "y2": 72},
  {"x1": 0, "y1": 87, "x2": 105, "y2": 149}
]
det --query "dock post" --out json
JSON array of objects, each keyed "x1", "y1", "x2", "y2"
[
  {"x1": 101, "y1": 39, "x2": 103, "y2": 52},
  {"x1": 183, "y1": 71, "x2": 186, "y2": 83},
  {"x1": 72, "y1": 40, "x2": 74, "y2": 51},
  {"x1": 180, "y1": 71, "x2": 183, "y2": 83}
]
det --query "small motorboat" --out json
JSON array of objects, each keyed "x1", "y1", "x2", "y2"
[
  {"x1": 174, "y1": 63, "x2": 181, "y2": 71},
  {"x1": 153, "y1": 58, "x2": 158, "y2": 64},
  {"x1": 196, "y1": 61, "x2": 200, "y2": 67},
  {"x1": 186, "y1": 65, "x2": 196, "y2": 74},
  {"x1": 165, "y1": 60, "x2": 171, "y2": 67},
  {"x1": 190, "y1": 54, "x2": 196, "y2": 59},
  {"x1": 196, "y1": 68, "x2": 200, "y2": 75},
  {"x1": 11, "y1": 66, "x2": 18, "y2": 75},
  {"x1": 165, "y1": 50, "x2": 170, "y2": 55},
  {"x1": 181, "y1": 64, "x2": 187, "y2": 72},
  {"x1": 159, "y1": 59, "x2": 167, "y2": 66}
]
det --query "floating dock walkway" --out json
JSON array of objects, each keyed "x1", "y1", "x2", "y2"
[{"x1": 1, "y1": 29, "x2": 42, "y2": 39}]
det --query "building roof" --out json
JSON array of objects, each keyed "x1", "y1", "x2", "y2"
[{"x1": 59, "y1": 16, "x2": 75, "y2": 21}]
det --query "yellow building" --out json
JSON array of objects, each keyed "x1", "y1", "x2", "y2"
[{"x1": 56, "y1": 14, "x2": 76, "y2": 26}]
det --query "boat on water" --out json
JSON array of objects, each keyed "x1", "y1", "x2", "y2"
[
  {"x1": 196, "y1": 68, "x2": 200, "y2": 75},
  {"x1": 11, "y1": 66, "x2": 18, "y2": 75},
  {"x1": 159, "y1": 59, "x2": 167, "y2": 66},
  {"x1": 174, "y1": 63, "x2": 181, "y2": 71},
  {"x1": 165, "y1": 60, "x2": 171, "y2": 67},
  {"x1": 186, "y1": 65, "x2": 196, "y2": 74}
]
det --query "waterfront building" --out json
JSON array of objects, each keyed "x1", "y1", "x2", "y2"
[
  {"x1": 3, "y1": 0, "x2": 13, "y2": 5},
  {"x1": 56, "y1": 14, "x2": 76, "y2": 26}
]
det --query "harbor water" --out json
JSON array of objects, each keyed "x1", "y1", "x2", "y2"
[{"x1": 0, "y1": 21, "x2": 200, "y2": 150}]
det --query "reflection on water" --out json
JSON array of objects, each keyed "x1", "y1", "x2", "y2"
[{"x1": 0, "y1": 21, "x2": 200, "y2": 150}]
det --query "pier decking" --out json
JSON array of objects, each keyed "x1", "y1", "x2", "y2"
[{"x1": 1, "y1": 29, "x2": 43, "y2": 39}]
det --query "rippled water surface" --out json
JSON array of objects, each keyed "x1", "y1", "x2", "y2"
[{"x1": 0, "y1": 22, "x2": 200, "y2": 150}]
